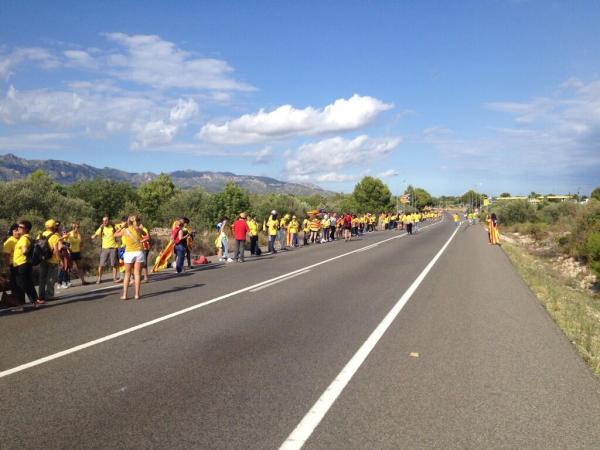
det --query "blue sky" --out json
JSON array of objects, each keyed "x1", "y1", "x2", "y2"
[{"x1": 1, "y1": 0, "x2": 599, "y2": 196}]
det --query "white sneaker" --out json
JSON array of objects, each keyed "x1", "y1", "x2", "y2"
[
  {"x1": 218, "y1": 257, "x2": 224, "y2": 262},
  {"x1": 226, "y1": 258, "x2": 233, "y2": 263}
]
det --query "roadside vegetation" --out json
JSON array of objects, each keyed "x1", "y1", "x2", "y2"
[
  {"x1": 488, "y1": 191, "x2": 600, "y2": 280},
  {"x1": 503, "y1": 242, "x2": 600, "y2": 376},
  {"x1": 488, "y1": 189, "x2": 600, "y2": 376}
]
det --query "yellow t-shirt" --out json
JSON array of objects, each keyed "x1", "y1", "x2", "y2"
[
  {"x1": 248, "y1": 220, "x2": 258, "y2": 236},
  {"x1": 66, "y1": 231, "x2": 81, "y2": 253},
  {"x1": 288, "y1": 220, "x2": 299, "y2": 233},
  {"x1": 43, "y1": 230, "x2": 60, "y2": 264},
  {"x1": 267, "y1": 217, "x2": 279, "y2": 236},
  {"x1": 94, "y1": 225, "x2": 118, "y2": 249},
  {"x1": 13, "y1": 234, "x2": 31, "y2": 267},
  {"x1": 3, "y1": 236, "x2": 18, "y2": 266},
  {"x1": 121, "y1": 226, "x2": 145, "y2": 252}
]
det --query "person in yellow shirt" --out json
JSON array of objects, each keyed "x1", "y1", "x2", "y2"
[
  {"x1": 321, "y1": 215, "x2": 330, "y2": 242},
  {"x1": 288, "y1": 215, "x2": 300, "y2": 247},
  {"x1": 37, "y1": 219, "x2": 61, "y2": 302},
  {"x1": 279, "y1": 213, "x2": 289, "y2": 251},
  {"x1": 12, "y1": 220, "x2": 41, "y2": 309},
  {"x1": 247, "y1": 215, "x2": 259, "y2": 255},
  {"x1": 302, "y1": 217, "x2": 310, "y2": 246},
  {"x1": 414, "y1": 213, "x2": 421, "y2": 233},
  {"x1": 453, "y1": 213, "x2": 460, "y2": 228},
  {"x1": 66, "y1": 221, "x2": 88, "y2": 286},
  {"x1": 114, "y1": 215, "x2": 148, "y2": 300},
  {"x1": 267, "y1": 211, "x2": 279, "y2": 253},
  {"x1": 91, "y1": 216, "x2": 121, "y2": 284},
  {"x1": 3, "y1": 223, "x2": 19, "y2": 296}
]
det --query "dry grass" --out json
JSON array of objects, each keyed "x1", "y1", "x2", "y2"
[{"x1": 503, "y1": 242, "x2": 600, "y2": 377}]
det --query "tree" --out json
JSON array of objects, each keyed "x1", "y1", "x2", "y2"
[
  {"x1": 138, "y1": 173, "x2": 179, "y2": 227},
  {"x1": 591, "y1": 187, "x2": 600, "y2": 202},
  {"x1": 206, "y1": 182, "x2": 250, "y2": 224},
  {"x1": 460, "y1": 190, "x2": 484, "y2": 211},
  {"x1": 404, "y1": 185, "x2": 434, "y2": 211},
  {"x1": 352, "y1": 176, "x2": 393, "y2": 213},
  {"x1": 161, "y1": 188, "x2": 211, "y2": 229},
  {"x1": 67, "y1": 178, "x2": 139, "y2": 223},
  {"x1": 0, "y1": 171, "x2": 94, "y2": 234},
  {"x1": 500, "y1": 192, "x2": 511, "y2": 198}
]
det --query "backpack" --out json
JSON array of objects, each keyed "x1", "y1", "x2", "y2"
[{"x1": 28, "y1": 233, "x2": 54, "y2": 266}]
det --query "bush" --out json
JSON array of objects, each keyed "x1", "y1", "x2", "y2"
[
  {"x1": 538, "y1": 202, "x2": 577, "y2": 225},
  {"x1": 583, "y1": 232, "x2": 600, "y2": 276},
  {"x1": 492, "y1": 200, "x2": 537, "y2": 226}
]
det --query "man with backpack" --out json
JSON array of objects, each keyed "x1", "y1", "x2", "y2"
[
  {"x1": 91, "y1": 216, "x2": 121, "y2": 284},
  {"x1": 37, "y1": 219, "x2": 62, "y2": 302}
]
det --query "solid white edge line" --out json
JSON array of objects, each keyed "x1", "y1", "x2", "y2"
[
  {"x1": 279, "y1": 223, "x2": 460, "y2": 450},
  {"x1": 249, "y1": 270, "x2": 311, "y2": 293},
  {"x1": 0, "y1": 219, "x2": 445, "y2": 379}
]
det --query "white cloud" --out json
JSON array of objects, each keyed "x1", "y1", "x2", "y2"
[
  {"x1": 253, "y1": 146, "x2": 273, "y2": 164},
  {"x1": 0, "y1": 132, "x2": 73, "y2": 149},
  {"x1": 63, "y1": 50, "x2": 97, "y2": 69},
  {"x1": 0, "y1": 47, "x2": 59, "y2": 79},
  {"x1": 133, "y1": 98, "x2": 199, "y2": 147},
  {"x1": 132, "y1": 120, "x2": 178, "y2": 148},
  {"x1": 103, "y1": 32, "x2": 254, "y2": 91},
  {"x1": 169, "y1": 98, "x2": 199, "y2": 123},
  {"x1": 199, "y1": 94, "x2": 394, "y2": 144},
  {"x1": 0, "y1": 85, "x2": 200, "y2": 148},
  {"x1": 285, "y1": 135, "x2": 400, "y2": 182},
  {"x1": 378, "y1": 169, "x2": 399, "y2": 178},
  {"x1": 422, "y1": 78, "x2": 600, "y2": 190},
  {"x1": 0, "y1": 84, "x2": 156, "y2": 130}
]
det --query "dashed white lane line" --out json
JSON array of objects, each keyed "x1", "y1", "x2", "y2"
[
  {"x1": 0, "y1": 220, "x2": 445, "y2": 379},
  {"x1": 249, "y1": 270, "x2": 311, "y2": 292},
  {"x1": 279, "y1": 224, "x2": 460, "y2": 450}
]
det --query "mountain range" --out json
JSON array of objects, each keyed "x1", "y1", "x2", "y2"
[{"x1": 0, "y1": 153, "x2": 330, "y2": 196}]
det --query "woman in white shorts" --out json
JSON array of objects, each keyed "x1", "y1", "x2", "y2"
[{"x1": 115, "y1": 215, "x2": 149, "y2": 300}]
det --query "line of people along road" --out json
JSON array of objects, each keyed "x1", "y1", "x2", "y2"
[{"x1": 1, "y1": 210, "x2": 441, "y2": 312}]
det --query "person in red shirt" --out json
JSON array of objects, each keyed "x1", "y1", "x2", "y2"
[
  {"x1": 232, "y1": 212, "x2": 250, "y2": 263},
  {"x1": 343, "y1": 213, "x2": 353, "y2": 242}
]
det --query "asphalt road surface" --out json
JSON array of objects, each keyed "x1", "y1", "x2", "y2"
[{"x1": 2, "y1": 217, "x2": 600, "y2": 449}]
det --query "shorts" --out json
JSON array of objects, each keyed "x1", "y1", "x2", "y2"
[
  {"x1": 123, "y1": 251, "x2": 145, "y2": 264},
  {"x1": 100, "y1": 248, "x2": 118, "y2": 267},
  {"x1": 71, "y1": 252, "x2": 81, "y2": 261}
]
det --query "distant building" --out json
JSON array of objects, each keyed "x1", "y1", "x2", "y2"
[{"x1": 493, "y1": 195, "x2": 574, "y2": 204}]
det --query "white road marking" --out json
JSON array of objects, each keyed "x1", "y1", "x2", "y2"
[
  {"x1": 249, "y1": 270, "x2": 311, "y2": 292},
  {"x1": 279, "y1": 224, "x2": 459, "y2": 450},
  {"x1": 354, "y1": 242, "x2": 380, "y2": 253},
  {"x1": 0, "y1": 219, "x2": 445, "y2": 379}
]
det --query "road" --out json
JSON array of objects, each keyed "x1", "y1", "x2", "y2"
[{"x1": 2, "y1": 217, "x2": 600, "y2": 449}]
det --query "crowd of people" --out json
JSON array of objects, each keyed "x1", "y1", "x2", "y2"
[{"x1": 2, "y1": 209, "x2": 441, "y2": 312}]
